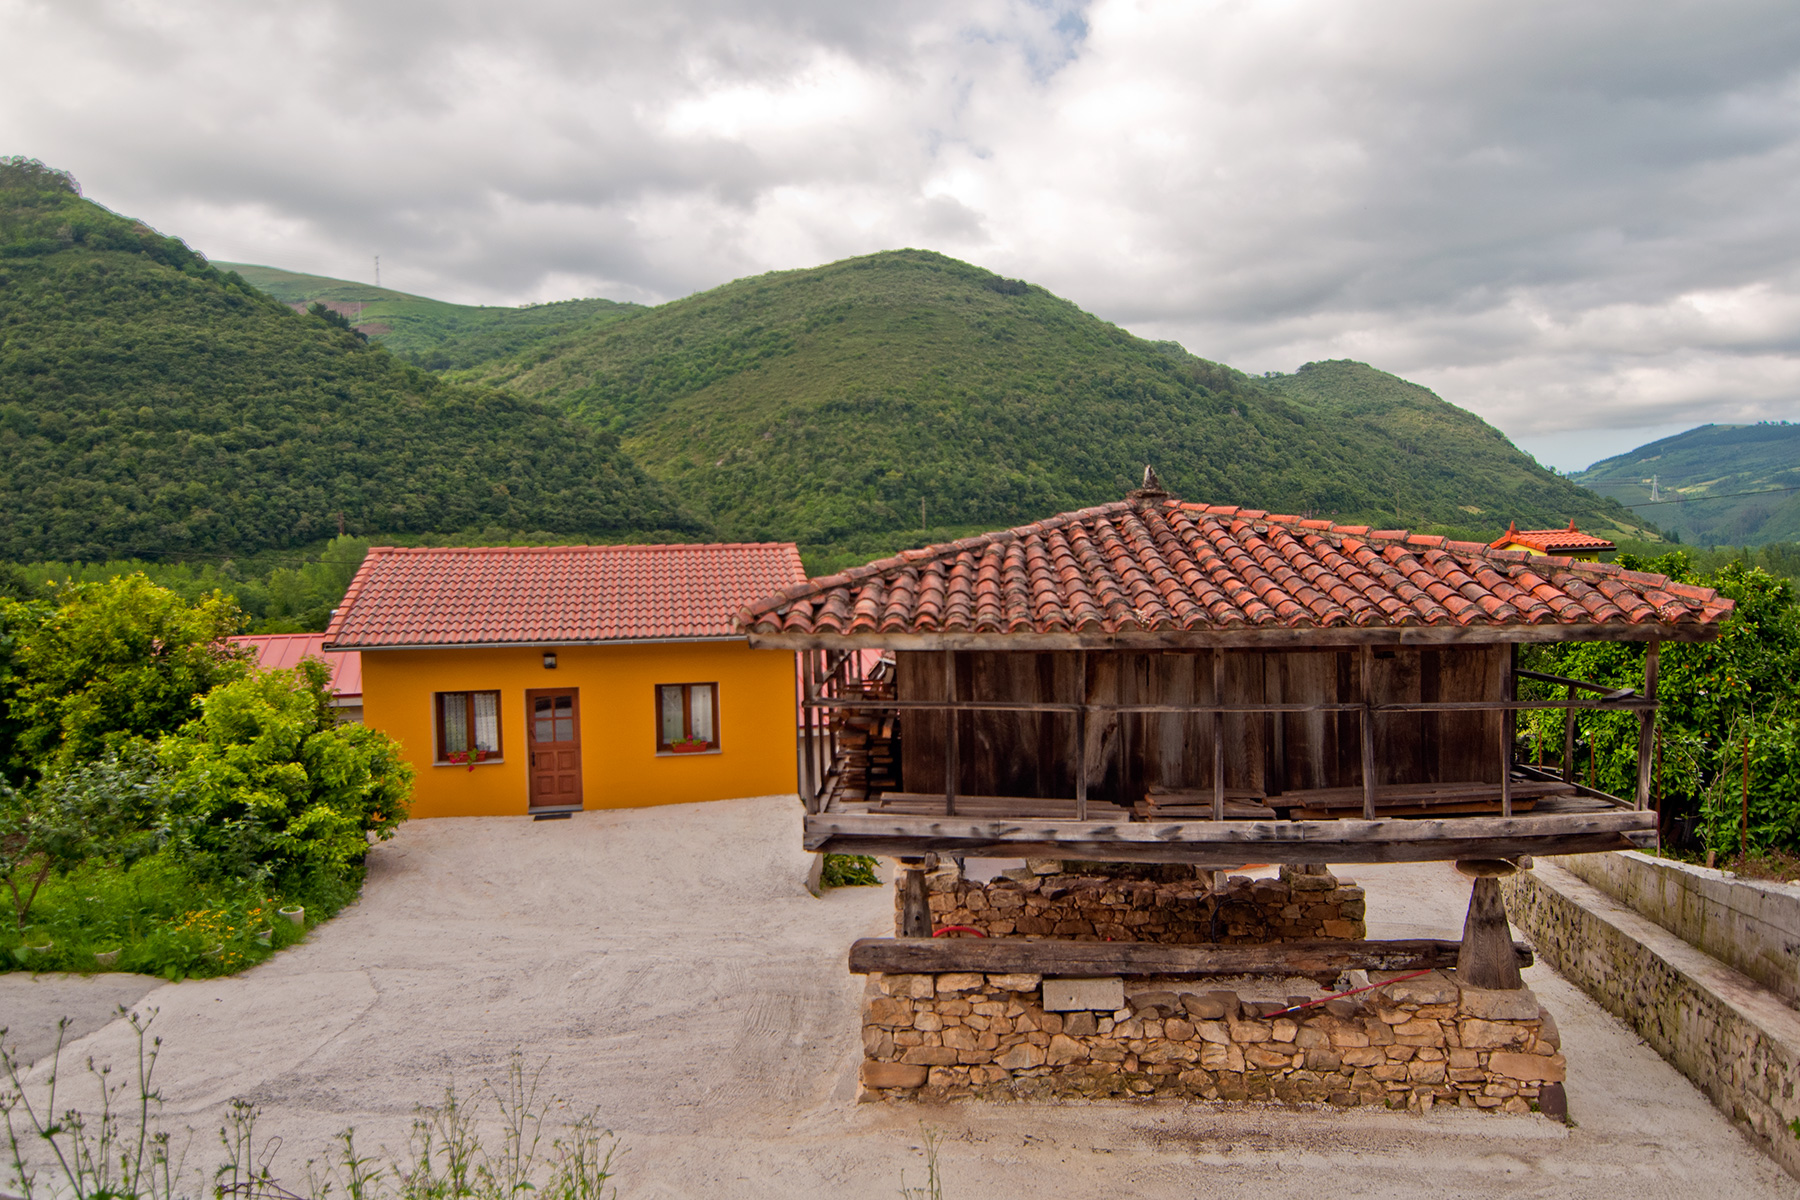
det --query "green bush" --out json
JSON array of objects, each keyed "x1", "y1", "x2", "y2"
[
  {"x1": 3, "y1": 574, "x2": 248, "y2": 778},
  {"x1": 158, "y1": 661, "x2": 412, "y2": 882},
  {"x1": 0, "y1": 748, "x2": 163, "y2": 930},
  {"x1": 821, "y1": 853, "x2": 880, "y2": 888}
]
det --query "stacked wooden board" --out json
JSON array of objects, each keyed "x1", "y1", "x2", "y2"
[
  {"x1": 829, "y1": 662, "x2": 899, "y2": 803},
  {"x1": 1275, "y1": 779, "x2": 1571, "y2": 819},
  {"x1": 1136, "y1": 785, "x2": 1277, "y2": 820},
  {"x1": 869, "y1": 792, "x2": 1131, "y2": 820}
]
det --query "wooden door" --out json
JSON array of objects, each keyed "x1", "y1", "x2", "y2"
[{"x1": 526, "y1": 688, "x2": 582, "y2": 809}]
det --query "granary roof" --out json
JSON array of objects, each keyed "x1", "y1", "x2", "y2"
[
  {"x1": 324, "y1": 543, "x2": 806, "y2": 649},
  {"x1": 231, "y1": 633, "x2": 362, "y2": 697},
  {"x1": 1490, "y1": 520, "x2": 1617, "y2": 555},
  {"x1": 736, "y1": 499, "x2": 1731, "y2": 647}
]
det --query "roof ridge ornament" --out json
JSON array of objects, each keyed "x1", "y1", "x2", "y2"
[{"x1": 1128, "y1": 464, "x2": 1170, "y2": 503}]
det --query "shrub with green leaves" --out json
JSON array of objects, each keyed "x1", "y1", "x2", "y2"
[
  {"x1": 158, "y1": 661, "x2": 412, "y2": 883},
  {"x1": 3, "y1": 574, "x2": 248, "y2": 777}
]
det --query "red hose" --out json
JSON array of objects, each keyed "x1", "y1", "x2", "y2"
[
  {"x1": 1263, "y1": 967, "x2": 1435, "y2": 1020},
  {"x1": 933, "y1": 925, "x2": 988, "y2": 938}
]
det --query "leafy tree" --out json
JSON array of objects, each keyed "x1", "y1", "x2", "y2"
[
  {"x1": 4, "y1": 575, "x2": 249, "y2": 776},
  {"x1": 157, "y1": 662, "x2": 412, "y2": 882},
  {"x1": 1520, "y1": 552, "x2": 1800, "y2": 853}
]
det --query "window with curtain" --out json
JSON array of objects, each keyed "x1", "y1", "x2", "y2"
[
  {"x1": 655, "y1": 683, "x2": 719, "y2": 751},
  {"x1": 436, "y1": 691, "x2": 501, "y2": 761}
]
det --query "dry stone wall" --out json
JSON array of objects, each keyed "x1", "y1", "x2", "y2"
[
  {"x1": 914, "y1": 864, "x2": 1366, "y2": 942},
  {"x1": 859, "y1": 969, "x2": 1563, "y2": 1113}
]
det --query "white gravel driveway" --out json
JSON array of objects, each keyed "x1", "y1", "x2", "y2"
[{"x1": 1, "y1": 795, "x2": 1791, "y2": 1198}]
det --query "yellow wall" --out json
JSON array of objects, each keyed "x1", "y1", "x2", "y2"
[
  {"x1": 1493, "y1": 540, "x2": 1601, "y2": 562},
  {"x1": 357, "y1": 640, "x2": 797, "y2": 818}
]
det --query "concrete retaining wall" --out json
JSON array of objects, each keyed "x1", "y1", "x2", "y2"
[
  {"x1": 1504, "y1": 863, "x2": 1800, "y2": 1181},
  {"x1": 1548, "y1": 851, "x2": 1800, "y2": 1005}
]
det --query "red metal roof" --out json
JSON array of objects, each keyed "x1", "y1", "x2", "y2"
[
  {"x1": 1490, "y1": 520, "x2": 1617, "y2": 555},
  {"x1": 737, "y1": 499, "x2": 1730, "y2": 644},
  {"x1": 231, "y1": 633, "x2": 362, "y2": 698},
  {"x1": 324, "y1": 543, "x2": 807, "y2": 649}
]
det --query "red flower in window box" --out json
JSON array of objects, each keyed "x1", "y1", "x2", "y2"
[
  {"x1": 669, "y1": 738, "x2": 712, "y2": 754},
  {"x1": 446, "y1": 749, "x2": 492, "y2": 770}
]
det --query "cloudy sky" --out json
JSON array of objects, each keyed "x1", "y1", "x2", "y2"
[{"x1": 4, "y1": 0, "x2": 1799, "y2": 470}]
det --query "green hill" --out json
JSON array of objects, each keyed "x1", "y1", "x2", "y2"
[
  {"x1": 1575, "y1": 423, "x2": 1800, "y2": 546},
  {"x1": 457, "y1": 249, "x2": 1642, "y2": 561},
  {"x1": 0, "y1": 158, "x2": 701, "y2": 562},
  {"x1": 214, "y1": 262, "x2": 642, "y2": 371}
]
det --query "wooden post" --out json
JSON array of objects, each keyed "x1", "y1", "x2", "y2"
[
  {"x1": 1562, "y1": 687, "x2": 1576, "y2": 784},
  {"x1": 1360, "y1": 645, "x2": 1377, "y2": 820},
  {"x1": 1212, "y1": 647, "x2": 1226, "y2": 822},
  {"x1": 1116, "y1": 657, "x2": 1128, "y2": 809},
  {"x1": 1502, "y1": 645, "x2": 1515, "y2": 818},
  {"x1": 943, "y1": 649, "x2": 958, "y2": 817},
  {"x1": 1075, "y1": 651, "x2": 1088, "y2": 821},
  {"x1": 1636, "y1": 641, "x2": 1659, "y2": 812},
  {"x1": 898, "y1": 855, "x2": 935, "y2": 937},
  {"x1": 1457, "y1": 874, "x2": 1524, "y2": 989},
  {"x1": 800, "y1": 652, "x2": 815, "y2": 811}
]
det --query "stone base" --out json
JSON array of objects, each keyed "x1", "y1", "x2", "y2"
[
  {"x1": 914, "y1": 863, "x2": 1366, "y2": 943},
  {"x1": 860, "y1": 969, "x2": 1562, "y2": 1113}
]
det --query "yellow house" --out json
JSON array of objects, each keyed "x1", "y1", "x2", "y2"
[
  {"x1": 321, "y1": 543, "x2": 805, "y2": 818},
  {"x1": 1489, "y1": 520, "x2": 1616, "y2": 562}
]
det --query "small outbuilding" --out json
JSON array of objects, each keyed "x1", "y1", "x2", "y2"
[
  {"x1": 324, "y1": 542, "x2": 806, "y2": 818},
  {"x1": 232, "y1": 633, "x2": 363, "y2": 721},
  {"x1": 1489, "y1": 520, "x2": 1616, "y2": 561}
]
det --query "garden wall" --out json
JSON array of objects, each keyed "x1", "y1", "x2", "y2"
[
  {"x1": 1547, "y1": 851, "x2": 1800, "y2": 1006},
  {"x1": 859, "y1": 968, "x2": 1563, "y2": 1113},
  {"x1": 1504, "y1": 862, "x2": 1800, "y2": 1180},
  {"x1": 913, "y1": 864, "x2": 1367, "y2": 943}
]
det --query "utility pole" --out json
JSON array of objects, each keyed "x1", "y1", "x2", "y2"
[{"x1": 374, "y1": 255, "x2": 381, "y2": 287}]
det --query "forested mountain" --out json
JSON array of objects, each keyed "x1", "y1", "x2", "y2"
[
  {"x1": 1575, "y1": 423, "x2": 1800, "y2": 547},
  {"x1": 456, "y1": 249, "x2": 1643, "y2": 564},
  {"x1": 215, "y1": 262, "x2": 642, "y2": 371},
  {"x1": 0, "y1": 159, "x2": 701, "y2": 562}
]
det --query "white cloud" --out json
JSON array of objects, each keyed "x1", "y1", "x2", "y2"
[{"x1": 1, "y1": 0, "x2": 1797, "y2": 469}]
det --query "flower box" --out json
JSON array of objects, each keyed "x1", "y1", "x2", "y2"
[
  {"x1": 445, "y1": 749, "x2": 492, "y2": 770},
  {"x1": 668, "y1": 740, "x2": 713, "y2": 754}
]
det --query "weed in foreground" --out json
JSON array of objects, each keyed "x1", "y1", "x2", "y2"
[
  {"x1": 3, "y1": 1012, "x2": 622, "y2": 1200},
  {"x1": 898, "y1": 1124, "x2": 943, "y2": 1200}
]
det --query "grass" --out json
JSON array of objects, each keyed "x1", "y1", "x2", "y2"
[
  {"x1": 821, "y1": 854, "x2": 880, "y2": 888},
  {"x1": 0, "y1": 852, "x2": 361, "y2": 980},
  {"x1": 1662, "y1": 845, "x2": 1800, "y2": 884}
]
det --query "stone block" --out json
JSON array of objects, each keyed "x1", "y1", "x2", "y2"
[
  {"x1": 1459, "y1": 1019, "x2": 1527, "y2": 1049},
  {"x1": 1027, "y1": 857, "x2": 1063, "y2": 875},
  {"x1": 1128, "y1": 989, "x2": 1181, "y2": 1014},
  {"x1": 1181, "y1": 991, "x2": 1239, "y2": 1020},
  {"x1": 1271, "y1": 1019, "x2": 1298, "y2": 1043},
  {"x1": 1406, "y1": 1060, "x2": 1447, "y2": 1084},
  {"x1": 1245, "y1": 1045, "x2": 1295, "y2": 1070},
  {"x1": 1487, "y1": 1051, "x2": 1566, "y2": 1083},
  {"x1": 861, "y1": 1061, "x2": 928, "y2": 1089},
  {"x1": 1384, "y1": 971, "x2": 1458, "y2": 1006},
  {"x1": 1537, "y1": 1008, "x2": 1561, "y2": 1050},
  {"x1": 900, "y1": 1046, "x2": 960, "y2": 1066},
  {"x1": 942, "y1": 1026, "x2": 978, "y2": 1051},
  {"x1": 1047, "y1": 1034, "x2": 1090, "y2": 1065},
  {"x1": 1043, "y1": 977, "x2": 1125, "y2": 1012},
  {"x1": 936, "y1": 972, "x2": 985, "y2": 995},
  {"x1": 867, "y1": 996, "x2": 912, "y2": 1027},
  {"x1": 997, "y1": 1042, "x2": 1046, "y2": 1070},
  {"x1": 1164, "y1": 1018, "x2": 1196, "y2": 1041},
  {"x1": 880, "y1": 974, "x2": 935, "y2": 999},
  {"x1": 912, "y1": 1011, "x2": 943, "y2": 1032},
  {"x1": 1063, "y1": 1011, "x2": 1098, "y2": 1037},
  {"x1": 1459, "y1": 987, "x2": 1542, "y2": 1021},
  {"x1": 1193, "y1": 1020, "x2": 1231, "y2": 1045},
  {"x1": 987, "y1": 973, "x2": 1041, "y2": 992},
  {"x1": 1341, "y1": 1047, "x2": 1385, "y2": 1068}
]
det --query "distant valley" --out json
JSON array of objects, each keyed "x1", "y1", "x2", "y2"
[{"x1": 1575, "y1": 423, "x2": 1800, "y2": 548}]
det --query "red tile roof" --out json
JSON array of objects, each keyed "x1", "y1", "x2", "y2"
[
  {"x1": 230, "y1": 634, "x2": 362, "y2": 698},
  {"x1": 737, "y1": 500, "x2": 1731, "y2": 644},
  {"x1": 324, "y1": 543, "x2": 806, "y2": 649},
  {"x1": 1490, "y1": 520, "x2": 1617, "y2": 555}
]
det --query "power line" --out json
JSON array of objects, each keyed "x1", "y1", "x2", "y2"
[{"x1": 1613, "y1": 484, "x2": 1800, "y2": 508}]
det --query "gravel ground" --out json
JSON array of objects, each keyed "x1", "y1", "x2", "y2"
[{"x1": 1, "y1": 795, "x2": 1791, "y2": 1198}]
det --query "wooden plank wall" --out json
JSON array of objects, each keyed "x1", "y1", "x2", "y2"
[{"x1": 896, "y1": 647, "x2": 1506, "y2": 802}]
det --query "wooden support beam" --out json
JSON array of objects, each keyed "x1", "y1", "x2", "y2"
[
  {"x1": 1457, "y1": 877, "x2": 1524, "y2": 989},
  {"x1": 897, "y1": 863, "x2": 933, "y2": 938},
  {"x1": 1562, "y1": 686, "x2": 1577, "y2": 786},
  {"x1": 806, "y1": 809, "x2": 1654, "y2": 865},
  {"x1": 1503, "y1": 645, "x2": 1515, "y2": 819},
  {"x1": 1075, "y1": 650, "x2": 1088, "y2": 822},
  {"x1": 1637, "y1": 641, "x2": 1660, "y2": 813},
  {"x1": 848, "y1": 936, "x2": 1533, "y2": 978},
  {"x1": 1212, "y1": 647, "x2": 1226, "y2": 822},
  {"x1": 943, "y1": 648, "x2": 957, "y2": 817},
  {"x1": 1360, "y1": 644, "x2": 1377, "y2": 821}
]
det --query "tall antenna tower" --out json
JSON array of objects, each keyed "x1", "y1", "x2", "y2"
[
  {"x1": 1643, "y1": 474, "x2": 1660, "y2": 502},
  {"x1": 374, "y1": 255, "x2": 381, "y2": 287}
]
